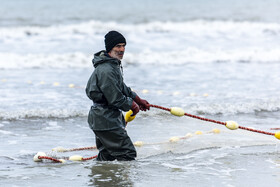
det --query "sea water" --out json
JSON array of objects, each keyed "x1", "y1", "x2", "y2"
[{"x1": 1, "y1": 0, "x2": 280, "y2": 186}]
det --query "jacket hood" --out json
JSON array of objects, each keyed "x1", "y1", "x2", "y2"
[{"x1": 92, "y1": 50, "x2": 120, "y2": 68}]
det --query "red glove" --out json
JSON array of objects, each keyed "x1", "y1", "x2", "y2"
[
  {"x1": 131, "y1": 101, "x2": 139, "y2": 116},
  {"x1": 134, "y1": 95, "x2": 150, "y2": 111}
]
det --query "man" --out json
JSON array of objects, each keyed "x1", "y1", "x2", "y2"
[{"x1": 86, "y1": 31, "x2": 150, "y2": 161}]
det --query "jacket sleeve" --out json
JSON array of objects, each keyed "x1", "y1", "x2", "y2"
[
  {"x1": 97, "y1": 68, "x2": 133, "y2": 111},
  {"x1": 123, "y1": 82, "x2": 137, "y2": 99}
]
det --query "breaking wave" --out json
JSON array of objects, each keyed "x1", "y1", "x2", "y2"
[
  {"x1": 1, "y1": 20, "x2": 280, "y2": 69},
  {"x1": 1, "y1": 98, "x2": 280, "y2": 120}
]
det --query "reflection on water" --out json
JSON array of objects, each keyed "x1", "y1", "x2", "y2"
[{"x1": 88, "y1": 162, "x2": 135, "y2": 187}]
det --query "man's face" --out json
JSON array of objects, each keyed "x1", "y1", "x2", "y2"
[{"x1": 108, "y1": 43, "x2": 126, "y2": 60}]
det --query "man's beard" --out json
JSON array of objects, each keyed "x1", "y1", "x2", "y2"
[
  {"x1": 118, "y1": 52, "x2": 124, "y2": 56},
  {"x1": 117, "y1": 52, "x2": 124, "y2": 59}
]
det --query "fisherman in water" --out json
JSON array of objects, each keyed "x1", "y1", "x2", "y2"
[{"x1": 86, "y1": 31, "x2": 150, "y2": 161}]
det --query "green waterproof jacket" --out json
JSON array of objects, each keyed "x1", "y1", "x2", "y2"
[{"x1": 86, "y1": 50, "x2": 136, "y2": 131}]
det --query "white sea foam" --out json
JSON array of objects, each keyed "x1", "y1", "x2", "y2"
[
  {"x1": 0, "y1": 47, "x2": 279, "y2": 69},
  {"x1": 8, "y1": 140, "x2": 18, "y2": 145},
  {"x1": 124, "y1": 47, "x2": 280, "y2": 64},
  {"x1": 19, "y1": 149, "x2": 35, "y2": 155},
  {"x1": 0, "y1": 97, "x2": 279, "y2": 120},
  {"x1": 1, "y1": 20, "x2": 280, "y2": 39},
  {"x1": 44, "y1": 121, "x2": 62, "y2": 130},
  {"x1": 0, "y1": 108, "x2": 88, "y2": 120},
  {"x1": 0, "y1": 52, "x2": 91, "y2": 69},
  {"x1": 189, "y1": 98, "x2": 280, "y2": 115},
  {"x1": 0, "y1": 129, "x2": 13, "y2": 135},
  {"x1": 0, "y1": 20, "x2": 280, "y2": 69}
]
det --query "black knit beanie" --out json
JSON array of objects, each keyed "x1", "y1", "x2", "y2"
[{"x1": 104, "y1": 31, "x2": 126, "y2": 53}]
